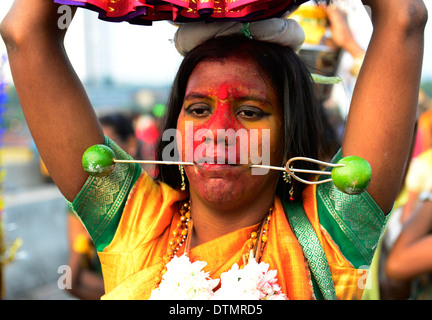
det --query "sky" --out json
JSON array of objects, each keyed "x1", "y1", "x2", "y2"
[
  {"x1": 0, "y1": 0, "x2": 183, "y2": 86},
  {"x1": 1, "y1": 0, "x2": 432, "y2": 86}
]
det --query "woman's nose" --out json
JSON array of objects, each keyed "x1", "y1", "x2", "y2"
[{"x1": 206, "y1": 103, "x2": 238, "y2": 134}]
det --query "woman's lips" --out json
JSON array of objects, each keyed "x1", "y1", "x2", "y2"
[
  {"x1": 196, "y1": 162, "x2": 239, "y2": 169},
  {"x1": 192, "y1": 143, "x2": 245, "y2": 165},
  {"x1": 193, "y1": 153, "x2": 244, "y2": 167},
  {"x1": 193, "y1": 159, "x2": 247, "y2": 175}
]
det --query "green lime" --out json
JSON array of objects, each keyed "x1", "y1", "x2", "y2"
[
  {"x1": 331, "y1": 156, "x2": 372, "y2": 195},
  {"x1": 82, "y1": 144, "x2": 116, "y2": 177}
]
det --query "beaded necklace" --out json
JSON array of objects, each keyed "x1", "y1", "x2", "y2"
[{"x1": 154, "y1": 200, "x2": 273, "y2": 288}]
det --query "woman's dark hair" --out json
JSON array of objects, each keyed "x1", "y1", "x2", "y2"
[{"x1": 155, "y1": 35, "x2": 327, "y2": 202}]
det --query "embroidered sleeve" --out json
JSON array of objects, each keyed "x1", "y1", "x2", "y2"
[
  {"x1": 316, "y1": 149, "x2": 388, "y2": 268},
  {"x1": 68, "y1": 136, "x2": 142, "y2": 251}
]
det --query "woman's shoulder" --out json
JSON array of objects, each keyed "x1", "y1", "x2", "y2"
[
  {"x1": 68, "y1": 136, "x2": 143, "y2": 251},
  {"x1": 71, "y1": 135, "x2": 188, "y2": 252},
  {"x1": 315, "y1": 149, "x2": 386, "y2": 268}
]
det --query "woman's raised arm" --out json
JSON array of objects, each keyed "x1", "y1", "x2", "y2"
[
  {"x1": 0, "y1": 0, "x2": 104, "y2": 201},
  {"x1": 342, "y1": 0, "x2": 428, "y2": 213}
]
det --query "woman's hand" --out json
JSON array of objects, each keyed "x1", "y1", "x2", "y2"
[{"x1": 1, "y1": 0, "x2": 73, "y2": 46}]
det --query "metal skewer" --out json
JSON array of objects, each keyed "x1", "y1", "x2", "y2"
[
  {"x1": 250, "y1": 156, "x2": 345, "y2": 185},
  {"x1": 113, "y1": 156, "x2": 344, "y2": 185},
  {"x1": 114, "y1": 159, "x2": 194, "y2": 166}
]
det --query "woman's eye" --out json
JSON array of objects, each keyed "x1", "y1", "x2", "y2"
[
  {"x1": 185, "y1": 104, "x2": 212, "y2": 117},
  {"x1": 236, "y1": 107, "x2": 265, "y2": 120}
]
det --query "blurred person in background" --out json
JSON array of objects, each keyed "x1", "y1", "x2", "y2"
[
  {"x1": 397, "y1": 91, "x2": 432, "y2": 225},
  {"x1": 99, "y1": 113, "x2": 142, "y2": 160},
  {"x1": 386, "y1": 191, "x2": 432, "y2": 299},
  {"x1": 134, "y1": 113, "x2": 160, "y2": 177},
  {"x1": 379, "y1": 91, "x2": 432, "y2": 300},
  {"x1": 365, "y1": 91, "x2": 431, "y2": 299},
  {"x1": 412, "y1": 90, "x2": 432, "y2": 158},
  {"x1": 295, "y1": 5, "x2": 366, "y2": 162}
]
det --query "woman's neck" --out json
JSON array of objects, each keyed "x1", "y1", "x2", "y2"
[{"x1": 188, "y1": 189, "x2": 275, "y2": 248}]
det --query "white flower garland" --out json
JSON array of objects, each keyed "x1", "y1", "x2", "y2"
[{"x1": 149, "y1": 252, "x2": 287, "y2": 300}]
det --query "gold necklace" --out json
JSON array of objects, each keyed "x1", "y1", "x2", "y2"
[{"x1": 154, "y1": 200, "x2": 273, "y2": 288}]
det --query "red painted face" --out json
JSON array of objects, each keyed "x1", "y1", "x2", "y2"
[{"x1": 176, "y1": 56, "x2": 285, "y2": 204}]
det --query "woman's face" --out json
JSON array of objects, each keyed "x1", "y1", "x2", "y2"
[{"x1": 176, "y1": 56, "x2": 285, "y2": 206}]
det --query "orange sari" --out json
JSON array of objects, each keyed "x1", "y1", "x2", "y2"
[{"x1": 98, "y1": 172, "x2": 367, "y2": 300}]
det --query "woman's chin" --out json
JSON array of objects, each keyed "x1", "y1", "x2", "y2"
[
  {"x1": 186, "y1": 162, "x2": 279, "y2": 206},
  {"x1": 195, "y1": 178, "x2": 242, "y2": 204}
]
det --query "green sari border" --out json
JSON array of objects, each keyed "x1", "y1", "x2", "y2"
[
  {"x1": 283, "y1": 200, "x2": 337, "y2": 300},
  {"x1": 67, "y1": 136, "x2": 142, "y2": 251},
  {"x1": 317, "y1": 149, "x2": 387, "y2": 268}
]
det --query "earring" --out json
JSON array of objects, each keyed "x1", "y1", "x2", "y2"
[
  {"x1": 283, "y1": 171, "x2": 294, "y2": 201},
  {"x1": 179, "y1": 164, "x2": 186, "y2": 191},
  {"x1": 283, "y1": 171, "x2": 291, "y2": 184},
  {"x1": 289, "y1": 184, "x2": 294, "y2": 202}
]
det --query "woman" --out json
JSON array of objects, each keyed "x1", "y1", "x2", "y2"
[
  {"x1": 99, "y1": 113, "x2": 141, "y2": 160},
  {"x1": 0, "y1": 0, "x2": 427, "y2": 299}
]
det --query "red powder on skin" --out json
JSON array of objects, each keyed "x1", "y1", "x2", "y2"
[
  {"x1": 217, "y1": 84, "x2": 229, "y2": 100},
  {"x1": 190, "y1": 84, "x2": 246, "y2": 164},
  {"x1": 180, "y1": 82, "x2": 272, "y2": 165}
]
